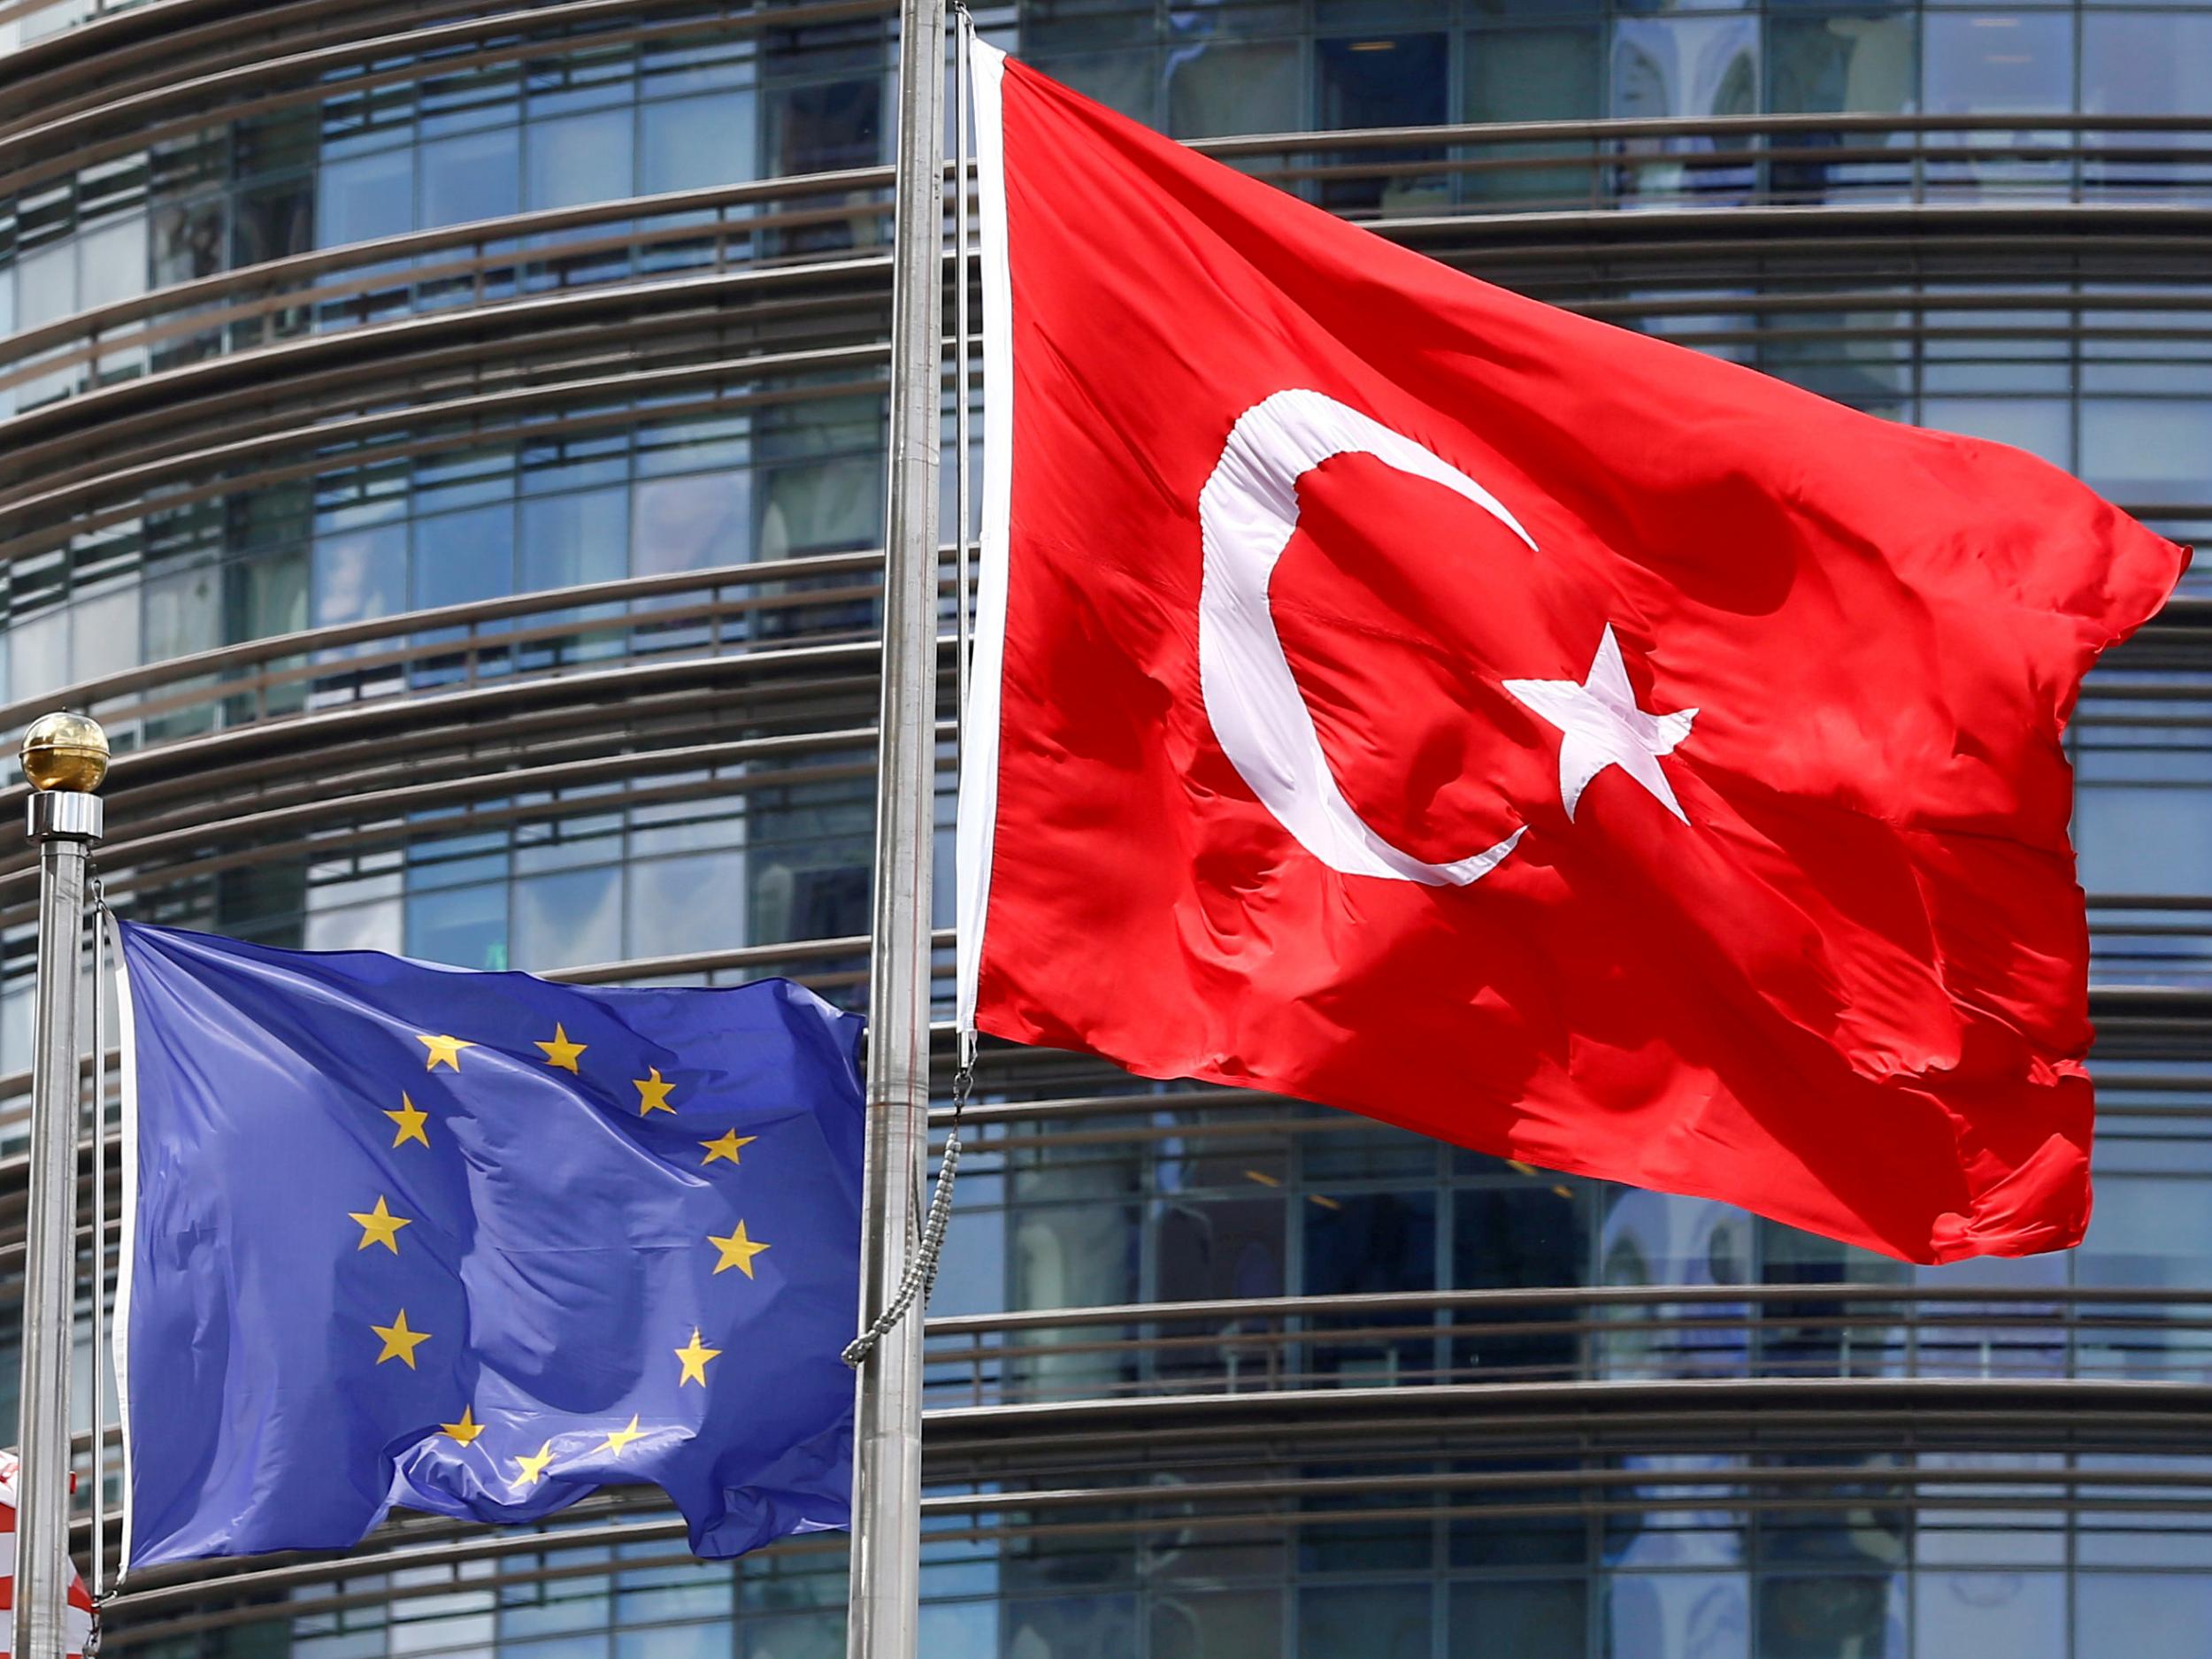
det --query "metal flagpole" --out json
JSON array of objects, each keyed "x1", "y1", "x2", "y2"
[
  {"x1": 847, "y1": 0, "x2": 944, "y2": 1653},
  {"x1": 16, "y1": 711, "x2": 108, "y2": 1659}
]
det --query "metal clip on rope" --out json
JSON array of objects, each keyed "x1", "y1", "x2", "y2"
[{"x1": 842, "y1": 1048, "x2": 972, "y2": 1368}]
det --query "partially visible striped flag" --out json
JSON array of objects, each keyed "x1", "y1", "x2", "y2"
[{"x1": 0, "y1": 1452, "x2": 96, "y2": 1659}]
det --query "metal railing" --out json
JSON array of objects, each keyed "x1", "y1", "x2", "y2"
[
  {"x1": 7, "y1": 114, "x2": 2211, "y2": 419},
  {"x1": 0, "y1": 168, "x2": 897, "y2": 410},
  {"x1": 922, "y1": 1285, "x2": 2212, "y2": 1409},
  {"x1": 0, "y1": 550, "x2": 906, "y2": 764}
]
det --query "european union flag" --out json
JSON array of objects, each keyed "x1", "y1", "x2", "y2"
[{"x1": 114, "y1": 923, "x2": 864, "y2": 1571}]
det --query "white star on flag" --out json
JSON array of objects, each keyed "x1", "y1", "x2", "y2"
[{"x1": 1504, "y1": 626, "x2": 1698, "y2": 823}]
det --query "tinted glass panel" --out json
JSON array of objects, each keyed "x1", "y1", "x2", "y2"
[
  {"x1": 1924, "y1": 12, "x2": 2075, "y2": 115},
  {"x1": 526, "y1": 110, "x2": 637, "y2": 211},
  {"x1": 319, "y1": 148, "x2": 414, "y2": 246}
]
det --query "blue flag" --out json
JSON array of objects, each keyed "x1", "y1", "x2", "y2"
[{"x1": 113, "y1": 922, "x2": 864, "y2": 1571}]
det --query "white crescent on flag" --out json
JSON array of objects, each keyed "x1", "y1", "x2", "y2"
[{"x1": 0, "y1": 1452, "x2": 96, "y2": 1659}]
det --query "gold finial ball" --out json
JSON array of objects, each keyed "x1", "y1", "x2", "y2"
[{"x1": 21, "y1": 711, "x2": 109, "y2": 794}]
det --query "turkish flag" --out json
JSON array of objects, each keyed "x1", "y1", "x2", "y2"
[{"x1": 955, "y1": 46, "x2": 2189, "y2": 1263}]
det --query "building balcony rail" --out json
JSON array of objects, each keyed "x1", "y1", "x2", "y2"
[
  {"x1": 919, "y1": 1284, "x2": 2212, "y2": 1409},
  {"x1": 4, "y1": 114, "x2": 2210, "y2": 425}
]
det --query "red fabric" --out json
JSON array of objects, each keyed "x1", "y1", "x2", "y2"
[
  {"x1": 0, "y1": 1451, "x2": 95, "y2": 1659},
  {"x1": 968, "y1": 54, "x2": 2189, "y2": 1263}
]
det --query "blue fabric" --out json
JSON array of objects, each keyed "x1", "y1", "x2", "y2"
[{"x1": 117, "y1": 922, "x2": 863, "y2": 1569}]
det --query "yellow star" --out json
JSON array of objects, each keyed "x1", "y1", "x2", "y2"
[
  {"x1": 535, "y1": 1024, "x2": 587, "y2": 1073},
  {"x1": 418, "y1": 1033, "x2": 473, "y2": 1071},
  {"x1": 511, "y1": 1440, "x2": 557, "y2": 1490},
  {"x1": 634, "y1": 1067, "x2": 676, "y2": 1116},
  {"x1": 386, "y1": 1093, "x2": 429, "y2": 1148},
  {"x1": 602, "y1": 1414, "x2": 647, "y2": 1456},
  {"x1": 708, "y1": 1221, "x2": 772, "y2": 1279},
  {"x1": 372, "y1": 1309, "x2": 432, "y2": 1369},
  {"x1": 700, "y1": 1129, "x2": 758, "y2": 1166},
  {"x1": 349, "y1": 1195, "x2": 413, "y2": 1254},
  {"x1": 674, "y1": 1327, "x2": 721, "y2": 1387},
  {"x1": 442, "y1": 1406, "x2": 484, "y2": 1446}
]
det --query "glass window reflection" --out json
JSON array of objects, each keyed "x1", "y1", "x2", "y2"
[
  {"x1": 526, "y1": 110, "x2": 637, "y2": 211},
  {"x1": 1924, "y1": 12, "x2": 2075, "y2": 116},
  {"x1": 319, "y1": 148, "x2": 414, "y2": 247},
  {"x1": 313, "y1": 521, "x2": 408, "y2": 627},
  {"x1": 512, "y1": 865, "x2": 623, "y2": 972},
  {"x1": 640, "y1": 91, "x2": 757, "y2": 195},
  {"x1": 1299, "y1": 1584, "x2": 1429, "y2": 1659},
  {"x1": 1606, "y1": 1572, "x2": 1749, "y2": 1659},
  {"x1": 2074, "y1": 1573, "x2": 2212, "y2": 1659},
  {"x1": 2084, "y1": 13, "x2": 2212, "y2": 119},
  {"x1": 1769, "y1": 14, "x2": 1916, "y2": 115},
  {"x1": 634, "y1": 472, "x2": 749, "y2": 572},
  {"x1": 419, "y1": 127, "x2": 520, "y2": 228},
  {"x1": 1915, "y1": 1571, "x2": 2062, "y2": 1659},
  {"x1": 1165, "y1": 39, "x2": 1301, "y2": 140},
  {"x1": 412, "y1": 503, "x2": 516, "y2": 612}
]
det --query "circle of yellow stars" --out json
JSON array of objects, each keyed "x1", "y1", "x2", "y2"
[{"x1": 341, "y1": 1024, "x2": 768, "y2": 1488}]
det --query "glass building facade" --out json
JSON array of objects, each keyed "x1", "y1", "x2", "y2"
[{"x1": 1, "y1": 2, "x2": 2209, "y2": 1655}]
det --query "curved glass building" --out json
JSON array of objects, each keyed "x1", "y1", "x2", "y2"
[{"x1": 1, "y1": 3, "x2": 2208, "y2": 1655}]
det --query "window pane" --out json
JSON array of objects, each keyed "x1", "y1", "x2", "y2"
[
  {"x1": 1317, "y1": 33, "x2": 1447, "y2": 129},
  {"x1": 521, "y1": 487, "x2": 631, "y2": 592},
  {"x1": 232, "y1": 179, "x2": 313, "y2": 267},
  {"x1": 319, "y1": 148, "x2": 415, "y2": 246},
  {"x1": 640, "y1": 91, "x2": 757, "y2": 194},
  {"x1": 2077, "y1": 1173, "x2": 2212, "y2": 1289},
  {"x1": 764, "y1": 78, "x2": 881, "y2": 176},
  {"x1": 16, "y1": 241, "x2": 75, "y2": 331},
  {"x1": 1166, "y1": 39, "x2": 1302, "y2": 139},
  {"x1": 1299, "y1": 1586, "x2": 1429, "y2": 1659},
  {"x1": 1469, "y1": 25, "x2": 1601, "y2": 121},
  {"x1": 526, "y1": 109, "x2": 637, "y2": 211},
  {"x1": 305, "y1": 896, "x2": 403, "y2": 955},
  {"x1": 2074, "y1": 1574, "x2": 2212, "y2": 1659},
  {"x1": 78, "y1": 213, "x2": 148, "y2": 311},
  {"x1": 626, "y1": 849, "x2": 747, "y2": 957},
  {"x1": 1918, "y1": 397, "x2": 2071, "y2": 471},
  {"x1": 1916, "y1": 1572, "x2": 2062, "y2": 1659},
  {"x1": 420, "y1": 127, "x2": 521, "y2": 228},
  {"x1": 1449, "y1": 1580, "x2": 1586, "y2": 1655},
  {"x1": 1605, "y1": 1573, "x2": 1749, "y2": 1659},
  {"x1": 1613, "y1": 17, "x2": 1761, "y2": 119},
  {"x1": 313, "y1": 522, "x2": 408, "y2": 626},
  {"x1": 634, "y1": 472, "x2": 750, "y2": 572},
  {"x1": 412, "y1": 504, "x2": 517, "y2": 611},
  {"x1": 8, "y1": 609, "x2": 67, "y2": 702},
  {"x1": 405, "y1": 879, "x2": 510, "y2": 972},
  {"x1": 2081, "y1": 399, "x2": 2212, "y2": 504},
  {"x1": 1924, "y1": 12, "x2": 2075, "y2": 116},
  {"x1": 513, "y1": 865, "x2": 624, "y2": 972},
  {"x1": 1769, "y1": 14, "x2": 1916, "y2": 115},
  {"x1": 2078, "y1": 782, "x2": 2212, "y2": 899},
  {"x1": 1027, "y1": 47, "x2": 1157, "y2": 125},
  {"x1": 1757, "y1": 1576, "x2": 1902, "y2": 1659},
  {"x1": 226, "y1": 549, "x2": 309, "y2": 644},
  {"x1": 1306, "y1": 1190, "x2": 1435, "y2": 1296},
  {"x1": 144, "y1": 565, "x2": 222, "y2": 664},
  {"x1": 2085, "y1": 13, "x2": 2212, "y2": 119},
  {"x1": 69, "y1": 583, "x2": 142, "y2": 685}
]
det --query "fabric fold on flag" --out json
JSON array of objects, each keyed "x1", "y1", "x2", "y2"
[
  {"x1": 113, "y1": 923, "x2": 863, "y2": 1571},
  {"x1": 956, "y1": 42, "x2": 2189, "y2": 1263}
]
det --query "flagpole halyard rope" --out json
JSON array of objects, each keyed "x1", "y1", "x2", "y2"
[
  {"x1": 846, "y1": 0, "x2": 982, "y2": 1375},
  {"x1": 841, "y1": 1049, "x2": 969, "y2": 1368}
]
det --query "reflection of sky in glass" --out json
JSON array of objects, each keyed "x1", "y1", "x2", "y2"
[{"x1": 1923, "y1": 11, "x2": 2074, "y2": 116}]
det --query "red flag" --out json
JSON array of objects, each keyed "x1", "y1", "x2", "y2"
[
  {"x1": 0, "y1": 1453, "x2": 96, "y2": 1659},
  {"x1": 955, "y1": 46, "x2": 2189, "y2": 1263}
]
